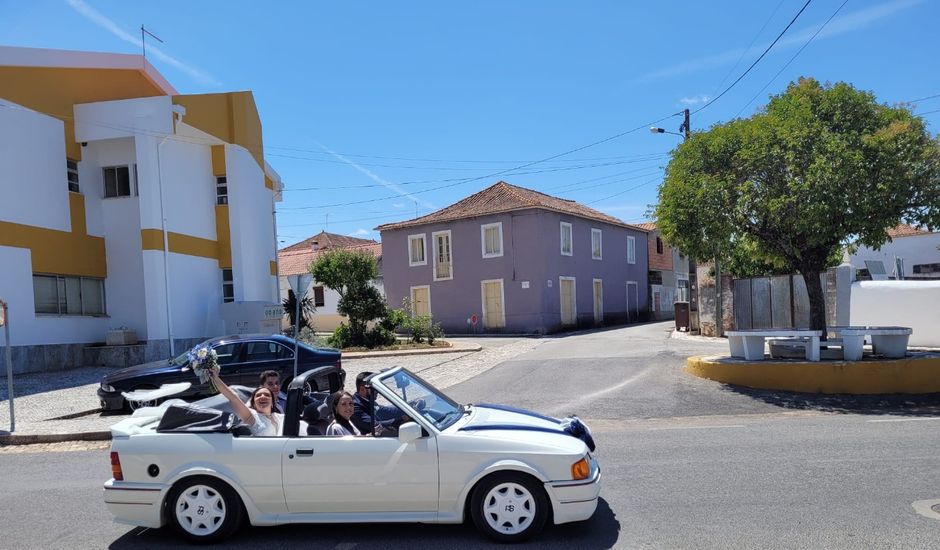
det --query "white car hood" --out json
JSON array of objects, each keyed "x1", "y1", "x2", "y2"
[{"x1": 463, "y1": 404, "x2": 562, "y2": 431}]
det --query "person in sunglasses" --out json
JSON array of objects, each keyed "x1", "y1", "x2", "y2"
[{"x1": 351, "y1": 371, "x2": 408, "y2": 435}]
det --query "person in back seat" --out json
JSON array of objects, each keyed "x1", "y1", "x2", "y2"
[
  {"x1": 211, "y1": 369, "x2": 283, "y2": 436},
  {"x1": 326, "y1": 391, "x2": 362, "y2": 436}
]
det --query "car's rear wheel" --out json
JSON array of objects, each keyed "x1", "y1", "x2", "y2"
[
  {"x1": 167, "y1": 476, "x2": 243, "y2": 543},
  {"x1": 470, "y1": 472, "x2": 549, "y2": 543}
]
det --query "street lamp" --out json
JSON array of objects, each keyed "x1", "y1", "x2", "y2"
[{"x1": 649, "y1": 108, "x2": 721, "y2": 337}]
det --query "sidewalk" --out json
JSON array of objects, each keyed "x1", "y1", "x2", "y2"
[{"x1": 0, "y1": 337, "x2": 540, "y2": 445}]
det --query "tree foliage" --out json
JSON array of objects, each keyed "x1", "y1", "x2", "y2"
[
  {"x1": 654, "y1": 78, "x2": 940, "y2": 331},
  {"x1": 310, "y1": 249, "x2": 386, "y2": 346}
]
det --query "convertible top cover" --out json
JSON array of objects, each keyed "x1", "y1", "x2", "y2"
[{"x1": 156, "y1": 403, "x2": 240, "y2": 433}]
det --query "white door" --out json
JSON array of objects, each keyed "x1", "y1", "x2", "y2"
[
  {"x1": 560, "y1": 277, "x2": 576, "y2": 325},
  {"x1": 593, "y1": 279, "x2": 603, "y2": 324},
  {"x1": 282, "y1": 436, "x2": 439, "y2": 513},
  {"x1": 481, "y1": 279, "x2": 505, "y2": 328}
]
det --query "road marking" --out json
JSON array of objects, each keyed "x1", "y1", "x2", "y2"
[
  {"x1": 648, "y1": 424, "x2": 745, "y2": 431},
  {"x1": 544, "y1": 368, "x2": 653, "y2": 416},
  {"x1": 867, "y1": 417, "x2": 940, "y2": 423},
  {"x1": 912, "y1": 500, "x2": 940, "y2": 521}
]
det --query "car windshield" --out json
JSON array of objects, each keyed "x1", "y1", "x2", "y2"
[
  {"x1": 375, "y1": 369, "x2": 465, "y2": 430},
  {"x1": 169, "y1": 348, "x2": 193, "y2": 366}
]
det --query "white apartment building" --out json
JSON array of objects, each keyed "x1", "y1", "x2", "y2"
[{"x1": 0, "y1": 46, "x2": 282, "y2": 373}]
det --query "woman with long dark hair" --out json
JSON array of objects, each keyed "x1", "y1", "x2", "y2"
[{"x1": 326, "y1": 390, "x2": 361, "y2": 436}]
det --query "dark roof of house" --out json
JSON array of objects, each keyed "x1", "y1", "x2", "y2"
[
  {"x1": 374, "y1": 181, "x2": 649, "y2": 232},
  {"x1": 277, "y1": 232, "x2": 381, "y2": 277}
]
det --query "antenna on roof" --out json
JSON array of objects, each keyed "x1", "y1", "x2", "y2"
[{"x1": 140, "y1": 25, "x2": 164, "y2": 62}]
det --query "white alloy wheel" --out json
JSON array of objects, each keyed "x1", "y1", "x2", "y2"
[
  {"x1": 482, "y1": 481, "x2": 536, "y2": 535},
  {"x1": 174, "y1": 484, "x2": 227, "y2": 537}
]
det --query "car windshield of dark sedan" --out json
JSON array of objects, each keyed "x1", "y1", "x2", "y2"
[{"x1": 377, "y1": 370, "x2": 465, "y2": 430}]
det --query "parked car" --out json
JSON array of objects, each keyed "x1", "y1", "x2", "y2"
[
  {"x1": 97, "y1": 334, "x2": 344, "y2": 411},
  {"x1": 103, "y1": 367, "x2": 600, "y2": 543}
]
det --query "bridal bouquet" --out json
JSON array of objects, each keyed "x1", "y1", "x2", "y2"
[{"x1": 188, "y1": 345, "x2": 220, "y2": 393}]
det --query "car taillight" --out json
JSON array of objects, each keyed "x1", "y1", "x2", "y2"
[
  {"x1": 110, "y1": 451, "x2": 124, "y2": 481},
  {"x1": 335, "y1": 358, "x2": 342, "y2": 370}
]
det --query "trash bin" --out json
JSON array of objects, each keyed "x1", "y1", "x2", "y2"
[{"x1": 674, "y1": 301, "x2": 690, "y2": 332}]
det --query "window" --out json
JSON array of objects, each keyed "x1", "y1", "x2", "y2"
[
  {"x1": 32, "y1": 274, "x2": 105, "y2": 315},
  {"x1": 212, "y1": 343, "x2": 240, "y2": 365},
  {"x1": 677, "y1": 279, "x2": 690, "y2": 302},
  {"x1": 408, "y1": 234, "x2": 426, "y2": 266},
  {"x1": 222, "y1": 269, "x2": 234, "y2": 303},
  {"x1": 627, "y1": 236, "x2": 636, "y2": 264},
  {"x1": 481, "y1": 222, "x2": 503, "y2": 258},
  {"x1": 216, "y1": 176, "x2": 228, "y2": 205},
  {"x1": 312, "y1": 285, "x2": 325, "y2": 307},
  {"x1": 103, "y1": 166, "x2": 132, "y2": 198},
  {"x1": 67, "y1": 159, "x2": 80, "y2": 193},
  {"x1": 560, "y1": 222, "x2": 573, "y2": 256},
  {"x1": 656, "y1": 237, "x2": 664, "y2": 254},
  {"x1": 591, "y1": 228, "x2": 602, "y2": 260},
  {"x1": 432, "y1": 230, "x2": 452, "y2": 280}
]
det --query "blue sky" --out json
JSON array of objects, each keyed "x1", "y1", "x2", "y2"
[{"x1": 3, "y1": 0, "x2": 939, "y2": 247}]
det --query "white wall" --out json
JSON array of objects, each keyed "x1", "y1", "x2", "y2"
[
  {"x1": 850, "y1": 280, "x2": 940, "y2": 347},
  {"x1": 0, "y1": 100, "x2": 70, "y2": 231},
  {"x1": 74, "y1": 96, "x2": 173, "y2": 143},
  {"x1": 850, "y1": 233, "x2": 940, "y2": 277},
  {"x1": 227, "y1": 145, "x2": 277, "y2": 302}
]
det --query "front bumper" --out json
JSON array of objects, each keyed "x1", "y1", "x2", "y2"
[
  {"x1": 98, "y1": 388, "x2": 126, "y2": 411},
  {"x1": 545, "y1": 458, "x2": 602, "y2": 525},
  {"x1": 103, "y1": 479, "x2": 167, "y2": 528}
]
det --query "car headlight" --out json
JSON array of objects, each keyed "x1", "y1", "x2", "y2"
[
  {"x1": 101, "y1": 382, "x2": 115, "y2": 392},
  {"x1": 571, "y1": 456, "x2": 590, "y2": 480}
]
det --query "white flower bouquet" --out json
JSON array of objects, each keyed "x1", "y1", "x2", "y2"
[{"x1": 187, "y1": 345, "x2": 220, "y2": 393}]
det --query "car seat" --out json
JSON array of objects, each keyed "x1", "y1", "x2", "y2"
[{"x1": 302, "y1": 399, "x2": 332, "y2": 435}]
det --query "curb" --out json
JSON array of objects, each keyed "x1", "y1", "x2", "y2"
[
  {"x1": 686, "y1": 353, "x2": 940, "y2": 394},
  {"x1": 0, "y1": 430, "x2": 111, "y2": 446},
  {"x1": 343, "y1": 343, "x2": 482, "y2": 359}
]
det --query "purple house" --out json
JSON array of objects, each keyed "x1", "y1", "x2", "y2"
[{"x1": 376, "y1": 181, "x2": 649, "y2": 334}]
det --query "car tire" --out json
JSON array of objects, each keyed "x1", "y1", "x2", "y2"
[
  {"x1": 166, "y1": 476, "x2": 243, "y2": 544},
  {"x1": 470, "y1": 472, "x2": 549, "y2": 543}
]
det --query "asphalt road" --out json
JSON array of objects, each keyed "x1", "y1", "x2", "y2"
[{"x1": 3, "y1": 322, "x2": 940, "y2": 549}]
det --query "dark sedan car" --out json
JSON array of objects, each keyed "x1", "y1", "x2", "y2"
[{"x1": 98, "y1": 334, "x2": 344, "y2": 411}]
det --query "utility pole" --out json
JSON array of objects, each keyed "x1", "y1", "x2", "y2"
[{"x1": 1, "y1": 299, "x2": 14, "y2": 433}]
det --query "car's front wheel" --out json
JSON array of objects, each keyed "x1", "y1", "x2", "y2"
[
  {"x1": 167, "y1": 476, "x2": 243, "y2": 543},
  {"x1": 470, "y1": 472, "x2": 549, "y2": 543}
]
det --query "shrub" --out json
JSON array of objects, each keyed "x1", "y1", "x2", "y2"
[{"x1": 327, "y1": 323, "x2": 352, "y2": 349}]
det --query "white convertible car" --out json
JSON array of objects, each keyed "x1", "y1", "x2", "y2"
[{"x1": 104, "y1": 366, "x2": 601, "y2": 543}]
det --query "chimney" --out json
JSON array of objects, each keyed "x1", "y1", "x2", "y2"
[{"x1": 311, "y1": 240, "x2": 319, "y2": 252}]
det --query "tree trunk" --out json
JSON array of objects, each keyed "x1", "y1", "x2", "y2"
[{"x1": 800, "y1": 268, "x2": 827, "y2": 335}]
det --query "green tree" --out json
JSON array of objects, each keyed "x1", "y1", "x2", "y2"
[
  {"x1": 655, "y1": 78, "x2": 940, "y2": 333},
  {"x1": 310, "y1": 249, "x2": 386, "y2": 346}
]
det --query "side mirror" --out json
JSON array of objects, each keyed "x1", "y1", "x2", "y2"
[{"x1": 398, "y1": 421, "x2": 422, "y2": 443}]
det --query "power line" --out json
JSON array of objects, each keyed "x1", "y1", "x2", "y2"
[
  {"x1": 734, "y1": 0, "x2": 850, "y2": 118},
  {"x1": 692, "y1": 0, "x2": 814, "y2": 116},
  {"x1": 278, "y1": 112, "x2": 684, "y2": 210},
  {"x1": 283, "y1": 156, "x2": 668, "y2": 191},
  {"x1": 711, "y1": 0, "x2": 788, "y2": 94},
  {"x1": 908, "y1": 94, "x2": 940, "y2": 104},
  {"x1": 584, "y1": 177, "x2": 663, "y2": 205},
  {"x1": 917, "y1": 108, "x2": 940, "y2": 116},
  {"x1": 266, "y1": 145, "x2": 668, "y2": 165}
]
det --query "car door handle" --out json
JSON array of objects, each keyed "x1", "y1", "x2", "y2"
[{"x1": 296, "y1": 448, "x2": 314, "y2": 457}]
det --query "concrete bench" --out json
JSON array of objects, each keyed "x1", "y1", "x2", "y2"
[
  {"x1": 829, "y1": 326, "x2": 913, "y2": 360},
  {"x1": 768, "y1": 337, "x2": 844, "y2": 360},
  {"x1": 726, "y1": 329, "x2": 823, "y2": 361}
]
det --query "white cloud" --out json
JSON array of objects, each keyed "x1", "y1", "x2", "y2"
[
  {"x1": 352, "y1": 229, "x2": 370, "y2": 236},
  {"x1": 65, "y1": 0, "x2": 221, "y2": 87},
  {"x1": 679, "y1": 95, "x2": 711, "y2": 106},
  {"x1": 638, "y1": 0, "x2": 922, "y2": 82},
  {"x1": 317, "y1": 143, "x2": 436, "y2": 210}
]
